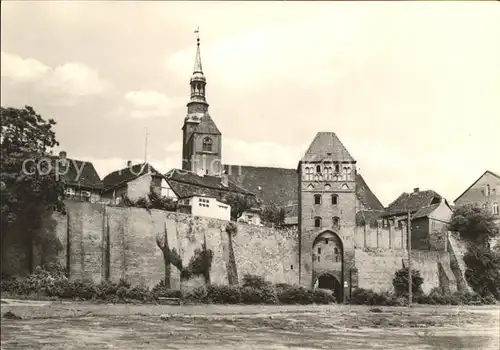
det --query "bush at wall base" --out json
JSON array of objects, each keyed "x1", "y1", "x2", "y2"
[
  {"x1": 348, "y1": 287, "x2": 494, "y2": 306},
  {"x1": 1, "y1": 269, "x2": 337, "y2": 305}
]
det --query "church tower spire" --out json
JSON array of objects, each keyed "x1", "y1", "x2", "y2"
[
  {"x1": 187, "y1": 27, "x2": 209, "y2": 114},
  {"x1": 182, "y1": 28, "x2": 222, "y2": 176}
]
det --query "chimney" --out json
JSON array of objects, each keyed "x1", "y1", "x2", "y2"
[
  {"x1": 413, "y1": 187, "x2": 420, "y2": 193},
  {"x1": 59, "y1": 151, "x2": 67, "y2": 159},
  {"x1": 127, "y1": 160, "x2": 132, "y2": 167}
]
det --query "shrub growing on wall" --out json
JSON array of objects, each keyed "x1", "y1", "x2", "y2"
[
  {"x1": 147, "y1": 190, "x2": 178, "y2": 212},
  {"x1": 449, "y1": 205, "x2": 500, "y2": 299},
  {"x1": 392, "y1": 267, "x2": 424, "y2": 296},
  {"x1": 449, "y1": 204, "x2": 499, "y2": 244},
  {"x1": 181, "y1": 237, "x2": 213, "y2": 285},
  {"x1": 117, "y1": 192, "x2": 177, "y2": 213},
  {"x1": 463, "y1": 243, "x2": 500, "y2": 299},
  {"x1": 155, "y1": 226, "x2": 182, "y2": 288},
  {"x1": 224, "y1": 222, "x2": 239, "y2": 286},
  {"x1": 261, "y1": 204, "x2": 286, "y2": 227},
  {"x1": 223, "y1": 193, "x2": 259, "y2": 221}
]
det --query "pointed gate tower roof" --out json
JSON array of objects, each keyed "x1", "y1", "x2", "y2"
[{"x1": 301, "y1": 132, "x2": 355, "y2": 162}]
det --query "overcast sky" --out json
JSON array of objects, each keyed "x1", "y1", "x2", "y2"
[{"x1": 1, "y1": 1, "x2": 499, "y2": 206}]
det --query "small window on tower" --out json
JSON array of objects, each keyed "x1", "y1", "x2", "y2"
[
  {"x1": 332, "y1": 194, "x2": 338, "y2": 205},
  {"x1": 314, "y1": 217, "x2": 322, "y2": 228},
  {"x1": 314, "y1": 194, "x2": 322, "y2": 205},
  {"x1": 333, "y1": 217, "x2": 340, "y2": 228},
  {"x1": 203, "y1": 137, "x2": 213, "y2": 152}
]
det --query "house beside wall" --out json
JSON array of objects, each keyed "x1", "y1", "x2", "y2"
[
  {"x1": 384, "y1": 188, "x2": 453, "y2": 251},
  {"x1": 165, "y1": 169, "x2": 255, "y2": 203},
  {"x1": 454, "y1": 170, "x2": 500, "y2": 224},
  {"x1": 55, "y1": 151, "x2": 103, "y2": 203},
  {"x1": 165, "y1": 168, "x2": 256, "y2": 221},
  {"x1": 178, "y1": 195, "x2": 231, "y2": 221},
  {"x1": 101, "y1": 162, "x2": 178, "y2": 204}
]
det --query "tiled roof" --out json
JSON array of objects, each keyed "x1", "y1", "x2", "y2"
[
  {"x1": 412, "y1": 204, "x2": 441, "y2": 219},
  {"x1": 224, "y1": 165, "x2": 384, "y2": 214},
  {"x1": 50, "y1": 156, "x2": 103, "y2": 190},
  {"x1": 165, "y1": 169, "x2": 254, "y2": 200},
  {"x1": 102, "y1": 163, "x2": 161, "y2": 191},
  {"x1": 193, "y1": 114, "x2": 221, "y2": 135},
  {"x1": 355, "y1": 174, "x2": 384, "y2": 211},
  {"x1": 355, "y1": 210, "x2": 386, "y2": 226},
  {"x1": 386, "y1": 189, "x2": 442, "y2": 216},
  {"x1": 224, "y1": 165, "x2": 298, "y2": 207},
  {"x1": 301, "y1": 132, "x2": 355, "y2": 162}
]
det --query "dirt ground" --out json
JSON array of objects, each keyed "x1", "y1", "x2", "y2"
[{"x1": 1, "y1": 299, "x2": 499, "y2": 350}]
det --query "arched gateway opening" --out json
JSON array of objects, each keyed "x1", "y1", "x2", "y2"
[
  {"x1": 312, "y1": 230, "x2": 343, "y2": 301},
  {"x1": 317, "y1": 274, "x2": 342, "y2": 299}
]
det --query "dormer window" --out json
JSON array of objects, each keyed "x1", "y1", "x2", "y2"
[{"x1": 202, "y1": 137, "x2": 212, "y2": 152}]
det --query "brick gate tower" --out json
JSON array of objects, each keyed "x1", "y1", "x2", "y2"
[{"x1": 297, "y1": 132, "x2": 358, "y2": 301}]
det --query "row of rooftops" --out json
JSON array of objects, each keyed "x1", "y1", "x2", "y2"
[
  {"x1": 54, "y1": 151, "x2": 254, "y2": 200},
  {"x1": 53, "y1": 148, "x2": 499, "y2": 221}
]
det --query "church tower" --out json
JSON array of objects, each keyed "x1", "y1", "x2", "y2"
[
  {"x1": 297, "y1": 132, "x2": 358, "y2": 302},
  {"x1": 182, "y1": 29, "x2": 222, "y2": 176}
]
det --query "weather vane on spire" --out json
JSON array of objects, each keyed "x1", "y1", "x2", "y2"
[{"x1": 194, "y1": 26, "x2": 200, "y2": 43}]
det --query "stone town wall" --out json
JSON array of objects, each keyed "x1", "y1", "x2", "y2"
[
  {"x1": 353, "y1": 224, "x2": 407, "y2": 250},
  {"x1": 352, "y1": 223, "x2": 456, "y2": 294},
  {"x1": 1, "y1": 201, "x2": 460, "y2": 295},
  {"x1": 354, "y1": 248, "x2": 455, "y2": 294},
  {"x1": 1, "y1": 202, "x2": 299, "y2": 289}
]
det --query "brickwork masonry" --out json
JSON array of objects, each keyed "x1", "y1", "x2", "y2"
[
  {"x1": 2, "y1": 202, "x2": 300, "y2": 288},
  {"x1": 1, "y1": 201, "x2": 462, "y2": 293}
]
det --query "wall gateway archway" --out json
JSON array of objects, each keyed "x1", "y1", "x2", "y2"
[
  {"x1": 312, "y1": 230, "x2": 344, "y2": 301},
  {"x1": 315, "y1": 273, "x2": 342, "y2": 300}
]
